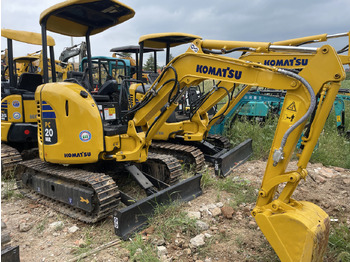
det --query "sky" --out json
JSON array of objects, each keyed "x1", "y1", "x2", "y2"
[{"x1": 1, "y1": 0, "x2": 350, "y2": 67}]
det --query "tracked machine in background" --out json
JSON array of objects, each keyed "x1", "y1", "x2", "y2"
[
  {"x1": 110, "y1": 45, "x2": 164, "y2": 84},
  {"x1": 124, "y1": 32, "x2": 252, "y2": 176},
  {"x1": 1, "y1": 29, "x2": 58, "y2": 176}
]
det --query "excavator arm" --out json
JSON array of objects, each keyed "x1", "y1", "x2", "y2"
[{"x1": 206, "y1": 32, "x2": 349, "y2": 134}]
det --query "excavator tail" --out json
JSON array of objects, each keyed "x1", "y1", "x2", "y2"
[{"x1": 254, "y1": 200, "x2": 330, "y2": 262}]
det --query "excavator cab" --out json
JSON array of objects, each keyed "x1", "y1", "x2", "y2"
[
  {"x1": 13, "y1": 55, "x2": 40, "y2": 75},
  {"x1": 133, "y1": 33, "x2": 201, "y2": 102},
  {"x1": 79, "y1": 56, "x2": 131, "y2": 91},
  {"x1": 110, "y1": 45, "x2": 164, "y2": 83}
]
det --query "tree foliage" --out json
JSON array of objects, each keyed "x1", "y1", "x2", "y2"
[{"x1": 143, "y1": 54, "x2": 155, "y2": 71}]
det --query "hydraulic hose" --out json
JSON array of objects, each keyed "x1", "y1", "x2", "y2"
[
  {"x1": 203, "y1": 47, "x2": 253, "y2": 55},
  {"x1": 208, "y1": 86, "x2": 231, "y2": 125},
  {"x1": 273, "y1": 68, "x2": 316, "y2": 165}
]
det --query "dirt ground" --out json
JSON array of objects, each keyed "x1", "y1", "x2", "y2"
[{"x1": 1, "y1": 160, "x2": 349, "y2": 262}]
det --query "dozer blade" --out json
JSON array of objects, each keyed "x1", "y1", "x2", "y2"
[
  {"x1": 254, "y1": 200, "x2": 330, "y2": 262},
  {"x1": 206, "y1": 138, "x2": 253, "y2": 177},
  {"x1": 113, "y1": 174, "x2": 202, "y2": 240}
]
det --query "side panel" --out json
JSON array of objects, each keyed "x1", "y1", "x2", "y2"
[
  {"x1": 36, "y1": 82, "x2": 104, "y2": 164},
  {"x1": 1, "y1": 123, "x2": 11, "y2": 142},
  {"x1": 3, "y1": 95, "x2": 23, "y2": 123},
  {"x1": 23, "y1": 100, "x2": 38, "y2": 123}
]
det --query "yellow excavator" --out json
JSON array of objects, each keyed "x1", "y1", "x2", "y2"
[
  {"x1": 14, "y1": 0, "x2": 202, "y2": 240},
  {"x1": 13, "y1": 1, "x2": 346, "y2": 260},
  {"x1": 126, "y1": 32, "x2": 253, "y2": 176},
  {"x1": 1, "y1": 29, "x2": 58, "y2": 175}
]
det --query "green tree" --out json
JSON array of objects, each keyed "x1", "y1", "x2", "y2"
[{"x1": 143, "y1": 54, "x2": 155, "y2": 71}]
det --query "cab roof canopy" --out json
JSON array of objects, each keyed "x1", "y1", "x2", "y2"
[
  {"x1": 14, "y1": 56, "x2": 40, "y2": 63},
  {"x1": 1, "y1": 29, "x2": 55, "y2": 46},
  {"x1": 139, "y1": 32, "x2": 202, "y2": 48},
  {"x1": 110, "y1": 45, "x2": 164, "y2": 54},
  {"x1": 39, "y1": 0, "x2": 135, "y2": 37},
  {"x1": 138, "y1": 33, "x2": 202, "y2": 72}
]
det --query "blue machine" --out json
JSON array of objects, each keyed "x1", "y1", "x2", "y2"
[
  {"x1": 210, "y1": 90, "x2": 349, "y2": 137},
  {"x1": 209, "y1": 92, "x2": 283, "y2": 135}
]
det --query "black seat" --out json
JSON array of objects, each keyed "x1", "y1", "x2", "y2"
[
  {"x1": 67, "y1": 71, "x2": 84, "y2": 82},
  {"x1": 65, "y1": 70, "x2": 92, "y2": 91},
  {"x1": 97, "y1": 80, "x2": 118, "y2": 96},
  {"x1": 17, "y1": 73, "x2": 42, "y2": 92}
]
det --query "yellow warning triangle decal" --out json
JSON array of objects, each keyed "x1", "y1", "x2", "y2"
[{"x1": 286, "y1": 101, "x2": 297, "y2": 111}]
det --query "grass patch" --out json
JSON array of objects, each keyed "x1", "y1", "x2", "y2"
[
  {"x1": 36, "y1": 217, "x2": 48, "y2": 235},
  {"x1": 123, "y1": 203, "x2": 199, "y2": 261},
  {"x1": 1, "y1": 179, "x2": 23, "y2": 200},
  {"x1": 327, "y1": 223, "x2": 350, "y2": 261},
  {"x1": 149, "y1": 203, "x2": 199, "y2": 241},
  {"x1": 215, "y1": 177, "x2": 257, "y2": 207},
  {"x1": 123, "y1": 234, "x2": 158, "y2": 262},
  {"x1": 225, "y1": 95, "x2": 350, "y2": 169},
  {"x1": 200, "y1": 168, "x2": 216, "y2": 190},
  {"x1": 225, "y1": 116, "x2": 278, "y2": 160}
]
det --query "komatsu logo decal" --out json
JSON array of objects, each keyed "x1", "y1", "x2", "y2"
[
  {"x1": 64, "y1": 152, "x2": 91, "y2": 158},
  {"x1": 264, "y1": 58, "x2": 308, "y2": 67},
  {"x1": 196, "y1": 65, "x2": 242, "y2": 79}
]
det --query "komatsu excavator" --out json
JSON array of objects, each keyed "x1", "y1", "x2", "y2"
[
  {"x1": 165, "y1": 38, "x2": 343, "y2": 261},
  {"x1": 125, "y1": 32, "x2": 253, "y2": 176},
  {"x1": 130, "y1": 37, "x2": 344, "y2": 260},
  {"x1": 14, "y1": 0, "x2": 202, "y2": 240}
]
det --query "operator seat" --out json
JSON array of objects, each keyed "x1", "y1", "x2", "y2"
[
  {"x1": 65, "y1": 70, "x2": 92, "y2": 91},
  {"x1": 17, "y1": 73, "x2": 43, "y2": 92},
  {"x1": 97, "y1": 80, "x2": 119, "y2": 96}
]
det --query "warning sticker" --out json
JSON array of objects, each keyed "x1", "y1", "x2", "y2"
[
  {"x1": 282, "y1": 111, "x2": 296, "y2": 123},
  {"x1": 104, "y1": 107, "x2": 116, "y2": 120},
  {"x1": 286, "y1": 101, "x2": 297, "y2": 112},
  {"x1": 282, "y1": 100, "x2": 300, "y2": 124}
]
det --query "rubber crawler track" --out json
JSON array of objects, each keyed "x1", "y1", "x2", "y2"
[
  {"x1": 144, "y1": 152, "x2": 183, "y2": 185},
  {"x1": 1, "y1": 144, "x2": 22, "y2": 177},
  {"x1": 16, "y1": 158, "x2": 120, "y2": 223},
  {"x1": 15, "y1": 153, "x2": 184, "y2": 223},
  {"x1": 150, "y1": 142, "x2": 205, "y2": 173},
  {"x1": 206, "y1": 134, "x2": 231, "y2": 149}
]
